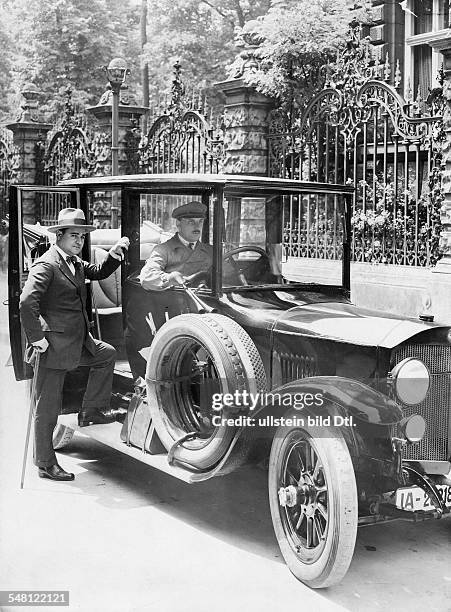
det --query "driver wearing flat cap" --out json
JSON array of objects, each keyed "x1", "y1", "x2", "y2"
[{"x1": 139, "y1": 201, "x2": 212, "y2": 291}]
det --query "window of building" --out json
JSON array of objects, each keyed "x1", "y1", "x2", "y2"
[{"x1": 404, "y1": 0, "x2": 449, "y2": 100}]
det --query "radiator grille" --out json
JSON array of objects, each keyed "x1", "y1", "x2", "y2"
[{"x1": 392, "y1": 344, "x2": 451, "y2": 461}]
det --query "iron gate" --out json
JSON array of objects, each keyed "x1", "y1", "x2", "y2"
[
  {"x1": 269, "y1": 26, "x2": 444, "y2": 267},
  {"x1": 138, "y1": 62, "x2": 224, "y2": 179},
  {"x1": 37, "y1": 90, "x2": 108, "y2": 225}
]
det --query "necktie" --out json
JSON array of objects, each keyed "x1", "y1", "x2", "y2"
[
  {"x1": 66, "y1": 256, "x2": 82, "y2": 283},
  {"x1": 189, "y1": 243, "x2": 195, "y2": 250}
]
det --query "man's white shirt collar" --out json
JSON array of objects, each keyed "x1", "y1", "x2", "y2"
[
  {"x1": 55, "y1": 244, "x2": 78, "y2": 273},
  {"x1": 177, "y1": 233, "x2": 197, "y2": 249}
]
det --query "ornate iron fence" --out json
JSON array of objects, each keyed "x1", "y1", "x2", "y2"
[
  {"x1": 0, "y1": 126, "x2": 18, "y2": 219},
  {"x1": 138, "y1": 62, "x2": 224, "y2": 177},
  {"x1": 269, "y1": 26, "x2": 444, "y2": 267},
  {"x1": 36, "y1": 89, "x2": 109, "y2": 225}
]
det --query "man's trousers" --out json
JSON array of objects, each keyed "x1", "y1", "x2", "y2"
[{"x1": 33, "y1": 339, "x2": 116, "y2": 468}]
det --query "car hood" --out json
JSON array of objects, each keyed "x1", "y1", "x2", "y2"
[{"x1": 273, "y1": 301, "x2": 444, "y2": 349}]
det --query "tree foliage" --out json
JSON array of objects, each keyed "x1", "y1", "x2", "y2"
[
  {"x1": 0, "y1": 0, "x2": 371, "y2": 123},
  {"x1": 0, "y1": 18, "x2": 13, "y2": 119},
  {"x1": 143, "y1": 0, "x2": 271, "y2": 108},
  {"x1": 0, "y1": 0, "x2": 141, "y2": 118},
  {"x1": 238, "y1": 0, "x2": 372, "y2": 124}
]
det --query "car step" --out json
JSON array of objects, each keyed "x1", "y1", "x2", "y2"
[{"x1": 56, "y1": 414, "x2": 234, "y2": 483}]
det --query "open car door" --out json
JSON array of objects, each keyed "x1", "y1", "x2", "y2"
[{"x1": 8, "y1": 185, "x2": 83, "y2": 381}]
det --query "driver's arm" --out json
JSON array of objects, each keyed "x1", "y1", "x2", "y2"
[{"x1": 139, "y1": 245, "x2": 184, "y2": 291}]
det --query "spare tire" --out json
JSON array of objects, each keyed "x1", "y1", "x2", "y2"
[{"x1": 146, "y1": 313, "x2": 267, "y2": 470}]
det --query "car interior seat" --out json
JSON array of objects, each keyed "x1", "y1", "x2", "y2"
[{"x1": 90, "y1": 246, "x2": 125, "y2": 355}]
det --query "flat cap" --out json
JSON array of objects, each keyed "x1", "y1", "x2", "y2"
[{"x1": 172, "y1": 201, "x2": 207, "y2": 220}]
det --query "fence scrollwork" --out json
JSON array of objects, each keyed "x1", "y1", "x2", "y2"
[
  {"x1": 36, "y1": 88, "x2": 109, "y2": 225},
  {"x1": 138, "y1": 62, "x2": 224, "y2": 175},
  {"x1": 270, "y1": 23, "x2": 444, "y2": 267}
]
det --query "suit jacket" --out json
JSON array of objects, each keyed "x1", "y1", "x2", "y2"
[
  {"x1": 20, "y1": 245, "x2": 120, "y2": 370},
  {"x1": 139, "y1": 233, "x2": 213, "y2": 291}
]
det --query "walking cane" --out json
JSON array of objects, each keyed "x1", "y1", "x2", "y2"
[{"x1": 20, "y1": 349, "x2": 40, "y2": 489}]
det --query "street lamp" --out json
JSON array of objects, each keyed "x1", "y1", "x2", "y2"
[{"x1": 105, "y1": 58, "x2": 130, "y2": 227}]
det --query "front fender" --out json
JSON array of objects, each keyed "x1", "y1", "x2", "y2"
[
  {"x1": 251, "y1": 376, "x2": 404, "y2": 494},
  {"x1": 256, "y1": 376, "x2": 403, "y2": 425}
]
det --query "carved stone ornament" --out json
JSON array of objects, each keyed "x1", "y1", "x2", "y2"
[
  {"x1": 17, "y1": 83, "x2": 43, "y2": 123},
  {"x1": 98, "y1": 84, "x2": 136, "y2": 106},
  {"x1": 226, "y1": 19, "x2": 265, "y2": 80}
]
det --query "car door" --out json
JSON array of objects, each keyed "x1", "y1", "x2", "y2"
[{"x1": 8, "y1": 185, "x2": 84, "y2": 380}]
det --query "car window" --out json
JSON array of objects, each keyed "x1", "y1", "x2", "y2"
[
  {"x1": 221, "y1": 191, "x2": 346, "y2": 289},
  {"x1": 282, "y1": 192, "x2": 345, "y2": 286},
  {"x1": 139, "y1": 192, "x2": 212, "y2": 261},
  {"x1": 221, "y1": 193, "x2": 281, "y2": 288}
]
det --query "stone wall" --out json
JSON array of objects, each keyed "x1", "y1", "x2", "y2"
[{"x1": 284, "y1": 258, "x2": 451, "y2": 324}]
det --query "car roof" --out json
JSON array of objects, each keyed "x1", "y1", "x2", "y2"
[{"x1": 58, "y1": 173, "x2": 354, "y2": 195}]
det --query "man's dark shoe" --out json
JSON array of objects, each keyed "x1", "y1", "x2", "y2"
[
  {"x1": 78, "y1": 407, "x2": 124, "y2": 427},
  {"x1": 38, "y1": 464, "x2": 74, "y2": 481}
]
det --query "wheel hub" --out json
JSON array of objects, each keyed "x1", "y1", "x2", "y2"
[
  {"x1": 278, "y1": 485, "x2": 297, "y2": 507},
  {"x1": 278, "y1": 484, "x2": 310, "y2": 508}
]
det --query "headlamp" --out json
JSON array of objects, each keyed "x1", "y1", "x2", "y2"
[
  {"x1": 389, "y1": 357, "x2": 430, "y2": 406},
  {"x1": 398, "y1": 414, "x2": 426, "y2": 443}
]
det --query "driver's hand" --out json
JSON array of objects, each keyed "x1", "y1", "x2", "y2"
[
  {"x1": 167, "y1": 270, "x2": 186, "y2": 287},
  {"x1": 183, "y1": 272, "x2": 204, "y2": 285}
]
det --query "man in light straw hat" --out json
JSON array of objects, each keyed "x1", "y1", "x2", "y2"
[{"x1": 20, "y1": 207, "x2": 129, "y2": 481}]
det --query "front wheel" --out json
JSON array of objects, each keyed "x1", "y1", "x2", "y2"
[{"x1": 268, "y1": 424, "x2": 357, "y2": 588}]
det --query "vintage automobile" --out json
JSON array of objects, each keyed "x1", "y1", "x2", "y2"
[{"x1": 8, "y1": 174, "x2": 451, "y2": 588}]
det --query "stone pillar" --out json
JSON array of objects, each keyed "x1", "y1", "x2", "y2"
[
  {"x1": 6, "y1": 84, "x2": 52, "y2": 223},
  {"x1": 216, "y1": 78, "x2": 273, "y2": 176},
  {"x1": 87, "y1": 90, "x2": 148, "y2": 176},
  {"x1": 215, "y1": 10, "x2": 274, "y2": 176},
  {"x1": 87, "y1": 88, "x2": 148, "y2": 227}
]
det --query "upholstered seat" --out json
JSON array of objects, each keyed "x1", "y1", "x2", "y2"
[
  {"x1": 90, "y1": 247, "x2": 124, "y2": 354},
  {"x1": 91, "y1": 247, "x2": 122, "y2": 312}
]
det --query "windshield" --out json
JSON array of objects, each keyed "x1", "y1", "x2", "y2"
[{"x1": 221, "y1": 190, "x2": 346, "y2": 290}]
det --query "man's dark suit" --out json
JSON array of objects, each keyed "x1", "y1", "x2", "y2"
[{"x1": 20, "y1": 245, "x2": 121, "y2": 467}]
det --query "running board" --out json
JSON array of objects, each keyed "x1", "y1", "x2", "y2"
[{"x1": 57, "y1": 414, "x2": 239, "y2": 484}]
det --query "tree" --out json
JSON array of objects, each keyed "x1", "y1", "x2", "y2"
[
  {"x1": 0, "y1": 19, "x2": 13, "y2": 120},
  {"x1": 3, "y1": 0, "x2": 142, "y2": 117},
  {"x1": 143, "y1": 0, "x2": 271, "y2": 109},
  {"x1": 236, "y1": 0, "x2": 372, "y2": 126}
]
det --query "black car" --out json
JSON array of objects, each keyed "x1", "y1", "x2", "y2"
[{"x1": 8, "y1": 175, "x2": 451, "y2": 588}]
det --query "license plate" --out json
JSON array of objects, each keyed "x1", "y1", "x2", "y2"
[{"x1": 396, "y1": 484, "x2": 451, "y2": 512}]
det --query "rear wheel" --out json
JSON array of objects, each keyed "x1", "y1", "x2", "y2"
[
  {"x1": 268, "y1": 424, "x2": 357, "y2": 588},
  {"x1": 146, "y1": 313, "x2": 266, "y2": 470}
]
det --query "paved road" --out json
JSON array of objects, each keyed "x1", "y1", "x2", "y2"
[{"x1": 1, "y1": 274, "x2": 450, "y2": 612}]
